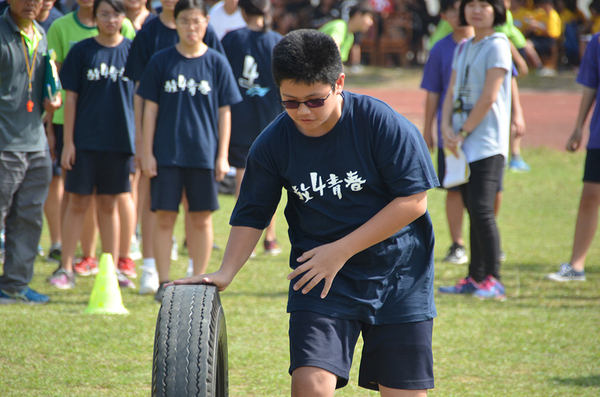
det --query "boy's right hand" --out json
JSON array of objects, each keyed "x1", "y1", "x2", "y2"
[
  {"x1": 166, "y1": 270, "x2": 233, "y2": 292},
  {"x1": 566, "y1": 128, "x2": 582, "y2": 152},
  {"x1": 61, "y1": 142, "x2": 76, "y2": 170},
  {"x1": 141, "y1": 154, "x2": 158, "y2": 178}
]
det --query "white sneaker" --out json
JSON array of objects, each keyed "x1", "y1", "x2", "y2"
[
  {"x1": 171, "y1": 237, "x2": 179, "y2": 261},
  {"x1": 139, "y1": 269, "x2": 159, "y2": 295},
  {"x1": 130, "y1": 235, "x2": 142, "y2": 261}
]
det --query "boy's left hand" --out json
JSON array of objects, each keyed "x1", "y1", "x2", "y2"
[
  {"x1": 214, "y1": 156, "x2": 229, "y2": 182},
  {"x1": 288, "y1": 242, "x2": 350, "y2": 299}
]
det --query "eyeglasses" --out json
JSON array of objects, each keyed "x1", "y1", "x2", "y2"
[
  {"x1": 97, "y1": 12, "x2": 124, "y2": 21},
  {"x1": 279, "y1": 90, "x2": 332, "y2": 109},
  {"x1": 176, "y1": 17, "x2": 208, "y2": 27}
]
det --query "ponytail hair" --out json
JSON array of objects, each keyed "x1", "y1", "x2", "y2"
[{"x1": 239, "y1": 0, "x2": 271, "y2": 32}]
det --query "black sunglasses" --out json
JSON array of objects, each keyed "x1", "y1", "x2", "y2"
[{"x1": 279, "y1": 90, "x2": 332, "y2": 109}]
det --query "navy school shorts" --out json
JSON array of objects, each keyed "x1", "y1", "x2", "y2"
[
  {"x1": 583, "y1": 149, "x2": 600, "y2": 183},
  {"x1": 228, "y1": 144, "x2": 250, "y2": 169},
  {"x1": 289, "y1": 311, "x2": 434, "y2": 391},
  {"x1": 64, "y1": 150, "x2": 132, "y2": 195},
  {"x1": 438, "y1": 148, "x2": 503, "y2": 192},
  {"x1": 150, "y1": 166, "x2": 219, "y2": 212}
]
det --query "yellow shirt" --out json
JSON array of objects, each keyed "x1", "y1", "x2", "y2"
[
  {"x1": 592, "y1": 15, "x2": 600, "y2": 34},
  {"x1": 532, "y1": 8, "x2": 562, "y2": 38},
  {"x1": 512, "y1": 6, "x2": 536, "y2": 32}
]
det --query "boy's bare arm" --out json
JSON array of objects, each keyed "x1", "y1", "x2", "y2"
[
  {"x1": 61, "y1": 90, "x2": 79, "y2": 170},
  {"x1": 423, "y1": 91, "x2": 440, "y2": 152},
  {"x1": 567, "y1": 87, "x2": 597, "y2": 152},
  {"x1": 288, "y1": 191, "x2": 428, "y2": 299},
  {"x1": 169, "y1": 226, "x2": 263, "y2": 291},
  {"x1": 141, "y1": 99, "x2": 159, "y2": 177},
  {"x1": 133, "y1": 89, "x2": 144, "y2": 168},
  {"x1": 215, "y1": 105, "x2": 231, "y2": 182}
]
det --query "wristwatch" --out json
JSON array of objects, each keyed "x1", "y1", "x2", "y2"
[{"x1": 459, "y1": 129, "x2": 469, "y2": 139}]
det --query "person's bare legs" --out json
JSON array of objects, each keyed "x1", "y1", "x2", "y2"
[
  {"x1": 96, "y1": 194, "x2": 119, "y2": 267},
  {"x1": 117, "y1": 191, "x2": 136, "y2": 259},
  {"x1": 80, "y1": 195, "x2": 98, "y2": 258},
  {"x1": 291, "y1": 367, "x2": 337, "y2": 397},
  {"x1": 187, "y1": 211, "x2": 213, "y2": 276},
  {"x1": 570, "y1": 182, "x2": 600, "y2": 272},
  {"x1": 60, "y1": 193, "x2": 92, "y2": 272},
  {"x1": 154, "y1": 210, "x2": 178, "y2": 283},
  {"x1": 138, "y1": 174, "x2": 156, "y2": 259},
  {"x1": 379, "y1": 386, "x2": 427, "y2": 397},
  {"x1": 44, "y1": 175, "x2": 63, "y2": 250},
  {"x1": 446, "y1": 190, "x2": 465, "y2": 246}
]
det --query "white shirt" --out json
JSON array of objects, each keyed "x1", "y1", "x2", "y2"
[{"x1": 208, "y1": 1, "x2": 246, "y2": 40}]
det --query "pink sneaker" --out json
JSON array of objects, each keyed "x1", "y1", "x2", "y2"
[
  {"x1": 73, "y1": 257, "x2": 98, "y2": 276},
  {"x1": 117, "y1": 257, "x2": 137, "y2": 278}
]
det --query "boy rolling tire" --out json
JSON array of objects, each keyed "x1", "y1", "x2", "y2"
[{"x1": 152, "y1": 284, "x2": 228, "y2": 397}]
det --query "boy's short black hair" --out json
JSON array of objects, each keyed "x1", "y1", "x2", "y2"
[
  {"x1": 272, "y1": 29, "x2": 343, "y2": 88},
  {"x1": 348, "y1": 1, "x2": 374, "y2": 19},
  {"x1": 459, "y1": 0, "x2": 506, "y2": 27},
  {"x1": 440, "y1": 0, "x2": 460, "y2": 13},
  {"x1": 174, "y1": 0, "x2": 207, "y2": 19},
  {"x1": 93, "y1": 0, "x2": 126, "y2": 16}
]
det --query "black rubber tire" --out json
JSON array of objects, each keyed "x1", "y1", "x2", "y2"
[{"x1": 152, "y1": 284, "x2": 228, "y2": 397}]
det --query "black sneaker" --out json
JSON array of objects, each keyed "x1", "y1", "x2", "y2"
[
  {"x1": 443, "y1": 243, "x2": 468, "y2": 264},
  {"x1": 47, "y1": 247, "x2": 62, "y2": 263}
]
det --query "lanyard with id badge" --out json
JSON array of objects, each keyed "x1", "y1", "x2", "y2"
[{"x1": 453, "y1": 40, "x2": 485, "y2": 118}]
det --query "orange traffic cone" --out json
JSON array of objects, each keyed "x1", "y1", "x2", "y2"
[{"x1": 84, "y1": 253, "x2": 129, "y2": 314}]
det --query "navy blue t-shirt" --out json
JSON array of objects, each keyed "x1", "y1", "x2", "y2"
[
  {"x1": 221, "y1": 28, "x2": 283, "y2": 148},
  {"x1": 137, "y1": 46, "x2": 242, "y2": 168},
  {"x1": 124, "y1": 17, "x2": 223, "y2": 82},
  {"x1": 59, "y1": 37, "x2": 135, "y2": 154},
  {"x1": 38, "y1": 7, "x2": 63, "y2": 33},
  {"x1": 232, "y1": 92, "x2": 439, "y2": 325}
]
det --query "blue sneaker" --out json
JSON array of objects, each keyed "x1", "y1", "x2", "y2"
[
  {"x1": 545, "y1": 263, "x2": 586, "y2": 282},
  {"x1": 508, "y1": 158, "x2": 530, "y2": 173},
  {"x1": 473, "y1": 275, "x2": 506, "y2": 300},
  {"x1": 0, "y1": 288, "x2": 49, "y2": 304},
  {"x1": 439, "y1": 276, "x2": 480, "y2": 294}
]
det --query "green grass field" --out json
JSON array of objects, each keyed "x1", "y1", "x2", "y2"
[{"x1": 1, "y1": 146, "x2": 599, "y2": 396}]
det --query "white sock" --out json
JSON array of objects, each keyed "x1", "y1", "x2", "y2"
[
  {"x1": 142, "y1": 258, "x2": 156, "y2": 272},
  {"x1": 188, "y1": 258, "x2": 193, "y2": 270}
]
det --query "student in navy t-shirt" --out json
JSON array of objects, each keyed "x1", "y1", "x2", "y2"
[
  {"x1": 137, "y1": 0, "x2": 242, "y2": 302},
  {"x1": 123, "y1": 0, "x2": 225, "y2": 296},
  {"x1": 545, "y1": 32, "x2": 600, "y2": 282},
  {"x1": 171, "y1": 30, "x2": 438, "y2": 395},
  {"x1": 221, "y1": 0, "x2": 283, "y2": 256},
  {"x1": 48, "y1": 0, "x2": 135, "y2": 290}
]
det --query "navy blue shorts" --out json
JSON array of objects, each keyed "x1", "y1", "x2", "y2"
[
  {"x1": 52, "y1": 123, "x2": 64, "y2": 176},
  {"x1": 53, "y1": 124, "x2": 64, "y2": 163},
  {"x1": 228, "y1": 144, "x2": 250, "y2": 169},
  {"x1": 64, "y1": 150, "x2": 133, "y2": 195},
  {"x1": 529, "y1": 36, "x2": 556, "y2": 57},
  {"x1": 150, "y1": 166, "x2": 219, "y2": 212},
  {"x1": 51, "y1": 158, "x2": 61, "y2": 176},
  {"x1": 583, "y1": 149, "x2": 600, "y2": 183},
  {"x1": 289, "y1": 311, "x2": 434, "y2": 391},
  {"x1": 438, "y1": 148, "x2": 503, "y2": 192}
]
